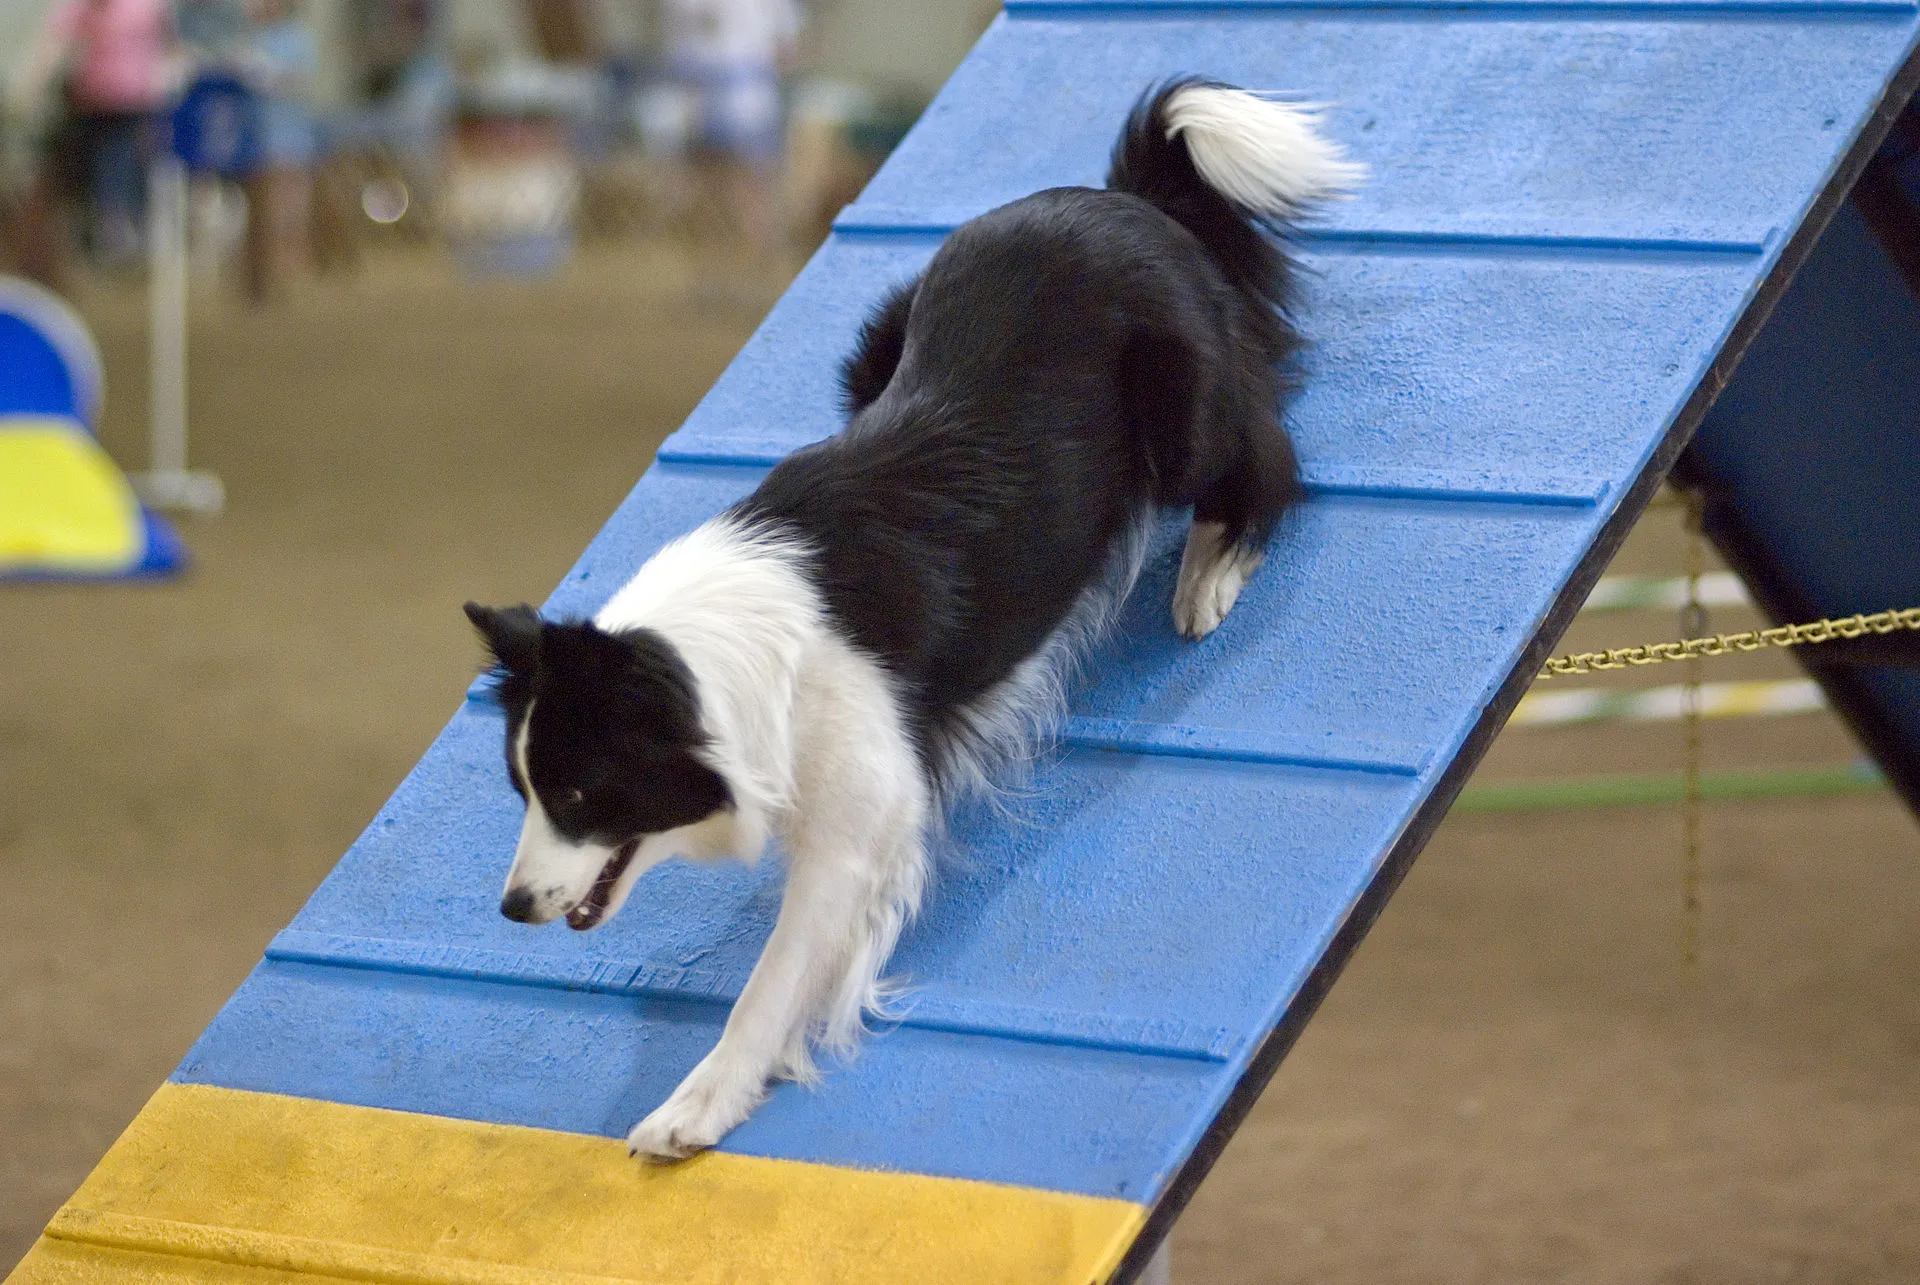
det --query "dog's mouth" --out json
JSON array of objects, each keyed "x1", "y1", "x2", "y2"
[{"x1": 565, "y1": 839, "x2": 639, "y2": 931}]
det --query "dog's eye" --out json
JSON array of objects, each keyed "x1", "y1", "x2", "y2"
[{"x1": 565, "y1": 789, "x2": 585, "y2": 807}]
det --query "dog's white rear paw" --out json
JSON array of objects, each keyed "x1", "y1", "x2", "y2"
[
  {"x1": 628, "y1": 1051, "x2": 768, "y2": 1161},
  {"x1": 1173, "y1": 521, "x2": 1263, "y2": 639}
]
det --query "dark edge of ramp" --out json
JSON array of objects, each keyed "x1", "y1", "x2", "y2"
[{"x1": 1109, "y1": 44, "x2": 1920, "y2": 1285}]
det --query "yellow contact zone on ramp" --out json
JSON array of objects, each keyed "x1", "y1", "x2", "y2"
[
  {"x1": 9, "y1": 1084, "x2": 1145, "y2": 1285},
  {"x1": 0, "y1": 417, "x2": 143, "y2": 574}
]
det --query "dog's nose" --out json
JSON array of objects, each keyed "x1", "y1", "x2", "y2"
[{"x1": 500, "y1": 887, "x2": 539, "y2": 922}]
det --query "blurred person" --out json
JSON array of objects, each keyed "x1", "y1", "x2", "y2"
[
  {"x1": 337, "y1": 0, "x2": 451, "y2": 226},
  {"x1": 176, "y1": 0, "x2": 248, "y2": 56},
  {"x1": 661, "y1": 0, "x2": 801, "y2": 279},
  {"x1": 12, "y1": 0, "x2": 182, "y2": 266},
  {"x1": 3, "y1": 108, "x2": 76, "y2": 290},
  {"x1": 172, "y1": 0, "x2": 249, "y2": 277},
  {"x1": 233, "y1": 0, "x2": 318, "y2": 300},
  {"x1": 351, "y1": 0, "x2": 438, "y2": 100}
]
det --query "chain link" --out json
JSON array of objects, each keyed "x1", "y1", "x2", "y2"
[
  {"x1": 1540, "y1": 607, "x2": 1920, "y2": 678},
  {"x1": 1537, "y1": 490, "x2": 1917, "y2": 961}
]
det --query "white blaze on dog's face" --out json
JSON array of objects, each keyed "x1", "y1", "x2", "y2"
[
  {"x1": 466, "y1": 603, "x2": 735, "y2": 932},
  {"x1": 499, "y1": 712, "x2": 645, "y2": 929}
]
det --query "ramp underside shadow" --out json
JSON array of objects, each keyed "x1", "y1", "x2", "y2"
[{"x1": 1682, "y1": 193, "x2": 1920, "y2": 816}]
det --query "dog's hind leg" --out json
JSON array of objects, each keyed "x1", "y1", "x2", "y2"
[
  {"x1": 1118, "y1": 316, "x2": 1300, "y2": 639},
  {"x1": 1172, "y1": 403, "x2": 1301, "y2": 640},
  {"x1": 1173, "y1": 520, "x2": 1263, "y2": 640},
  {"x1": 839, "y1": 277, "x2": 919, "y2": 416}
]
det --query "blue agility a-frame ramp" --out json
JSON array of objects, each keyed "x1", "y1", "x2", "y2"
[{"x1": 15, "y1": 5, "x2": 1920, "y2": 1282}]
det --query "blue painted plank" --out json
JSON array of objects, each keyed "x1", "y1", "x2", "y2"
[
  {"x1": 264, "y1": 931, "x2": 1244, "y2": 1061},
  {"x1": 661, "y1": 238, "x2": 1758, "y2": 504},
  {"x1": 1067, "y1": 501, "x2": 1591, "y2": 756},
  {"x1": 176, "y1": 960, "x2": 1220, "y2": 1201},
  {"x1": 849, "y1": 12, "x2": 1913, "y2": 244},
  {"x1": 655, "y1": 238, "x2": 936, "y2": 471},
  {"x1": 1007, "y1": 0, "x2": 1920, "y2": 14},
  {"x1": 516, "y1": 467, "x2": 1597, "y2": 760},
  {"x1": 183, "y1": 746, "x2": 1422, "y2": 1196},
  {"x1": 181, "y1": 454, "x2": 1605, "y2": 1200},
  {"x1": 251, "y1": 708, "x2": 1413, "y2": 1065}
]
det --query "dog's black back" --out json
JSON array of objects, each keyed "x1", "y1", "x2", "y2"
[{"x1": 734, "y1": 79, "x2": 1308, "y2": 779}]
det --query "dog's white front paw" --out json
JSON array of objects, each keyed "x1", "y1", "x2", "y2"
[
  {"x1": 627, "y1": 1051, "x2": 768, "y2": 1161},
  {"x1": 1173, "y1": 523, "x2": 1263, "y2": 640}
]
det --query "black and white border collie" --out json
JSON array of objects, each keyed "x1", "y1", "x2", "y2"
[{"x1": 465, "y1": 79, "x2": 1361, "y2": 1159}]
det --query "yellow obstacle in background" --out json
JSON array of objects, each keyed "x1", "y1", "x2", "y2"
[
  {"x1": 0, "y1": 276, "x2": 187, "y2": 580},
  {"x1": 0, "y1": 416, "x2": 148, "y2": 576}
]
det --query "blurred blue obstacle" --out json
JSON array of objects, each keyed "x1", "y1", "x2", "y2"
[
  {"x1": 0, "y1": 277, "x2": 187, "y2": 581},
  {"x1": 171, "y1": 73, "x2": 265, "y2": 181},
  {"x1": 14, "y1": 7, "x2": 1920, "y2": 1285},
  {"x1": 0, "y1": 276, "x2": 102, "y2": 422}
]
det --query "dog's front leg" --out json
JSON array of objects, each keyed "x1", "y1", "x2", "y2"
[{"x1": 627, "y1": 820, "x2": 920, "y2": 1160}]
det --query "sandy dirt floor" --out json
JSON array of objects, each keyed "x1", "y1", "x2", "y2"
[{"x1": 2, "y1": 247, "x2": 1916, "y2": 1281}]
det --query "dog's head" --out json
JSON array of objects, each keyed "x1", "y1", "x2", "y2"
[{"x1": 465, "y1": 603, "x2": 733, "y2": 930}]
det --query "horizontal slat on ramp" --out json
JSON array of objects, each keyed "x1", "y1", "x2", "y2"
[
  {"x1": 849, "y1": 8, "x2": 1916, "y2": 244},
  {"x1": 656, "y1": 237, "x2": 1765, "y2": 499}
]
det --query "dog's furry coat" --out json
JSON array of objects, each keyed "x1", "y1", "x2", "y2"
[{"x1": 466, "y1": 78, "x2": 1362, "y2": 1158}]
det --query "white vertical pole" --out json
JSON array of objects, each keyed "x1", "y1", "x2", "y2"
[
  {"x1": 149, "y1": 153, "x2": 187, "y2": 475},
  {"x1": 1140, "y1": 1241, "x2": 1172, "y2": 1285},
  {"x1": 137, "y1": 153, "x2": 224, "y2": 513}
]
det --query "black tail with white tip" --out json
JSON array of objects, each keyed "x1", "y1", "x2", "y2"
[{"x1": 1108, "y1": 78, "x2": 1365, "y2": 311}]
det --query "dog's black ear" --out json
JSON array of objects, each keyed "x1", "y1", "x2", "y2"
[{"x1": 464, "y1": 602, "x2": 542, "y2": 675}]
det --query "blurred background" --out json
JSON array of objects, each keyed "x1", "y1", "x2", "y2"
[
  {"x1": 1, "y1": 2, "x2": 1917, "y2": 1281},
  {"x1": 0, "y1": 0, "x2": 993, "y2": 300}
]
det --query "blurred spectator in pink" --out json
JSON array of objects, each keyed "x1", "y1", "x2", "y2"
[{"x1": 15, "y1": 0, "x2": 182, "y2": 266}]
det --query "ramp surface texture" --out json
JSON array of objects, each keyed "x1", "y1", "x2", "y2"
[{"x1": 15, "y1": 6, "x2": 1920, "y2": 1283}]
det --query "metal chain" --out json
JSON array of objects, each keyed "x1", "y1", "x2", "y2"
[
  {"x1": 1540, "y1": 487, "x2": 1917, "y2": 960},
  {"x1": 1680, "y1": 498, "x2": 1706, "y2": 967},
  {"x1": 1540, "y1": 606, "x2": 1920, "y2": 678}
]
